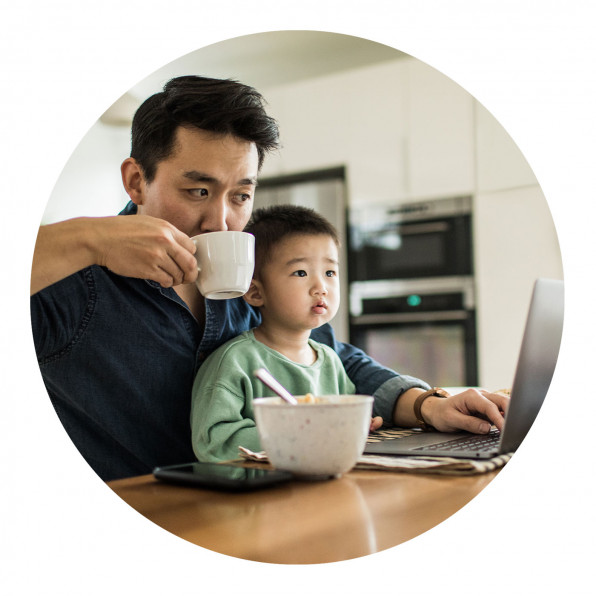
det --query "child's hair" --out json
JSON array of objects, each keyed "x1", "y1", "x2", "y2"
[{"x1": 244, "y1": 204, "x2": 340, "y2": 278}]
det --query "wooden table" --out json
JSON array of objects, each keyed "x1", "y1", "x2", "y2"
[{"x1": 108, "y1": 466, "x2": 499, "y2": 564}]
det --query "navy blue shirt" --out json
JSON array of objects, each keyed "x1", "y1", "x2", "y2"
[{"x1": 31, "y1": 202, "x2": 428, "y2": 481}]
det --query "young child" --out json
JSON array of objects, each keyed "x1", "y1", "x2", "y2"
[{"x1": 190, "y1": 204, "x2": 380, "y2": 462}]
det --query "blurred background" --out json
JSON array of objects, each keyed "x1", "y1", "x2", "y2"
[{"x1": 42, "y1": 30, "x2": 563, "y2": 390}]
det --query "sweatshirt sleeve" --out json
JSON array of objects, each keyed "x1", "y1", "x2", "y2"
[{"x1": 190, "y1": 344, "x2": 262, "y2": 462}]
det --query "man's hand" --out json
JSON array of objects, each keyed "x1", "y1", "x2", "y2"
[
  {"x1": 97, "y1": 215, "x2": 198, "y2": 288},
  {"x1": 31, "y1": 215, "x2": 198, "y2": 295},
  {"x1": 422, "y1": 389, "x2": 509, "y2": 434}
]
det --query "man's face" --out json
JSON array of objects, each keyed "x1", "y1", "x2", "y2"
[{"x1": 132, "y1": 126, "x2": 259, "y2": 237}]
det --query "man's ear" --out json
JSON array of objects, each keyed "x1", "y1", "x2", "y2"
[
  {"x1": 243, "y1": 280, "x2": 264, "y2": 307},
  {"x1": 121, "y1": 157, "x2": 146, "y2": 206}
]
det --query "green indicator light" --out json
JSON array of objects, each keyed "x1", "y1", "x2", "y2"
[{"x1": 407, "y1": 294, "x2": 422, "y2": 307}]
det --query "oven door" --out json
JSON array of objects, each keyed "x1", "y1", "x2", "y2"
[
  {"x1": 349, "y1": 280, "x2": 478, "y2": 387},
  {"x1": 350, "y1": 311, "x2": 478, "y2": 387},
  {"x1": 349, "y1": 215, "x2": 472, "y2": 281}
]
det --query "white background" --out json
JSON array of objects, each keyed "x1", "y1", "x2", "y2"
[{"x1": 2, "y1": 1, "x2": 595, "y2": 594}]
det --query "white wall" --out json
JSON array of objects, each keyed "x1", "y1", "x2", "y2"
[
  {"x1": 474, "y1": 101, "x2": 563, "y2": 387},
  {"x1": 42, "y1": 56, "x2": 563, "y2": 387},
  {"x1": 259, "y1": 60, "x2": 410, "y2": 205},
  {"x1": 42, "y1": 121, "x2": 130, "y2": 224}
]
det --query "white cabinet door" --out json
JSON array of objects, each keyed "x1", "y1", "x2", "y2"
[
  {"x1": 405, "y1": 59, "x2": 475, "y2": 200},
  {"x1": 473, "y1": 185, "x2": 563, "y2": 388},
  {"x1": 475, "y1": 101, "x2": 538, "y2": 192},
  {"x1": 261, "y1": 60, "x2": 410, "y2": 209}
]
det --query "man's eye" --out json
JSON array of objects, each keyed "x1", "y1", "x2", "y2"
[
  {"x1": 292, "y1": 270, "x2": 307, "y2": 277},
  {"x1": 189, "y1": 188, "x2": 208, "y2": 198},
  {"x1": 233, "y1": 192, "x2": 252, "y2": 204}
]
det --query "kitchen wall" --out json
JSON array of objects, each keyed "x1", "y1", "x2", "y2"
[
  {"x1": 42, "y1": 54, "x2": 563, "y2": 389},
  {"x1": 256, "y1": 57, "x2": 563, "y2": 389},
  {"x1": 43, "y1": 121, "x2": 130, "y2": 223}
]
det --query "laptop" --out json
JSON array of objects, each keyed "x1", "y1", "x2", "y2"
[{"x1": 363, "y1": 278, "x2": 564, "y2": 459}]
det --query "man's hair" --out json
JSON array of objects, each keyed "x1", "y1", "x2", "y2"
[
  {"x1": 130, "y1": 75, "x2": 280, "y2": 182},
  {"x1": 244, "y1": 204, "x2": 340, "y2": 278}
]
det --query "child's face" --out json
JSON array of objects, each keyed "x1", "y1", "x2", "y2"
[{"x1": 257, "y1": 234, "x2": 340, "y2": 332}]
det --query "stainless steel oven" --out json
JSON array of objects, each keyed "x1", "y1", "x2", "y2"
[
  {"x1": 349, "y1": 277, "x2": 477, "y2": 386},
  {"x1": 348, "y1": 196, "x2": 473, "y2": 282},
  {"x1": 347, "y1": 196, "x2": 477, "y2": 387}
]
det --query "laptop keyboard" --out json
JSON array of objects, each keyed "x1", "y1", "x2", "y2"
[{"x1": 413, "y1": 428, "x2": 501, "y2": 452}]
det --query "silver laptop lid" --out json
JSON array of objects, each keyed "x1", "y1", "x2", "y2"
[{"x1": 500, "y1": 278, "x2": 564, "y2": 453}]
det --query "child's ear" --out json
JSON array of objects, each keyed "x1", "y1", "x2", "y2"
[{"x1": 243, "y1": 280, "x2": 264, "y2": 307}]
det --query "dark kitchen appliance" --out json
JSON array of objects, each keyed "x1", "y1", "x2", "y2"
[
  {"x1": 349, "y1": 277, "x2": 477, "y2": 386},
  {"x1": 348, "y1": 197, "x2": 476, "y2": 387},
  {"x1": 348, "y1": 196, "x2": 472, "y2": 283}
]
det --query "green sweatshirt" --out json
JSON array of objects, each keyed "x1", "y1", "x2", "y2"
[{"x1": 190, "y1": 329, "x2": 356, "y2": 462}]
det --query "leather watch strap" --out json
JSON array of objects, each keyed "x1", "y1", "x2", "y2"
[{"x1": 413, "y1": 388, "x2": 450, "y2": 431}]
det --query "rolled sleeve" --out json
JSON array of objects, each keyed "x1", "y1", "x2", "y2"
[{"x1": 372, "y1": 375, "x2": 431, "y2": 422}]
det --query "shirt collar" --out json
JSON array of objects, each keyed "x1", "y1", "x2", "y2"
[{"x1": 119, "y1": 201, "x2": 137, "y2": 215}]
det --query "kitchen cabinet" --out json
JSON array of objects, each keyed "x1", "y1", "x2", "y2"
[
  {"x1": 473, "y1": 185, "x2": 563, "y2": 388},
  {"x1": 261, "y1": 58, "x2": 476, "y2": 206},
  {"x1": 342, "y1": 61, "x2": 409, "y2": 206},
  {"x1": 475, "y1": 101, "x2": 538, "y2": 192},
  {"x1": 261, "y1": 60, "x2": 410, "y2": 208},
  {"x1": 404, "y1": 59, "x2": 476, "y2": 200}
]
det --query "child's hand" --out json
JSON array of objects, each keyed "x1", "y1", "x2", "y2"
[{"x1": 370, "y1": 416, "x2": 383, "y2": 432}]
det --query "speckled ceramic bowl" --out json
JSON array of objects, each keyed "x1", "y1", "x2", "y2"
[{"x1": 253, "y1": 395, "x2": 373, "y2": 479}]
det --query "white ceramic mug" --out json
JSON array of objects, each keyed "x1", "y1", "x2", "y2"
[{"x1": 190, "y1": 231, "x2": 255, "y2": 299}]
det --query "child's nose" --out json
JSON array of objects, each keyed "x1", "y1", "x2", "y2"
[{"x1": 311, "y1": 277, "x2": 328, "y2": 295}]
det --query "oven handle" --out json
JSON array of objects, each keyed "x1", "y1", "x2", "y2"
[
  {"x1": 386, "y1": 222, "x2": 450, "y2": 235},
  {"x1": 350, "y1": 310, "x2": 470, "y2": 325}
]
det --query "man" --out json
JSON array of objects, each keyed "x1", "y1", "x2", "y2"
[{"x1": 31, "y1": 75, "x2": 508, "y2": 481}]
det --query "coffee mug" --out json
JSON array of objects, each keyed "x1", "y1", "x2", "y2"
[{"x1": 190, "y1": 231, "x2": 255, "y2": 299}]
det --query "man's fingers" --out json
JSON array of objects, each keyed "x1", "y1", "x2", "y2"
[
  {"x1": 100, "y1": 216, "x2": 199, "y2": 286},
  {"x1": 451, "y1": 411, "x2": 493, "y2": 434},
  {"x1": 162, "y1": 252, "x2": 194, "y2": 286},
  {"x1": 480, "y1": 390, "x2": 510, "y2": 415},
  {"x1": 460, "y1": 394, "x2": 505, "y2": 432},
  {"x1": 171, "y1": 227, "x2": 197, "y2": 255},
  {"x1": 431, "y1": 389, "x2": 507, "y2": 433},
  {"x1": 155, "y1": 264, "x2": 182, "y2": 288},
  {"x1": 164, "y1": 234, "x2": 199, "y2": 285}
]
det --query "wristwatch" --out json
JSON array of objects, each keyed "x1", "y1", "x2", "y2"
[{"x1": 413, "y1": 388, "x2": 450, "y2": 432}]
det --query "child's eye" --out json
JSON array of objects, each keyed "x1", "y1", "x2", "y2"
[
  {"x1": 326, "y1": 270, "x2": 337, "y2": 277},
  {"x1": 292, "y1": 270, "x2": 307, "y2": 277}
]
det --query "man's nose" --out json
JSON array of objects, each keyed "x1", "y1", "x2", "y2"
[{"x1": 201, "y1": 196, "x2": 229, "y2": 232}]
